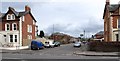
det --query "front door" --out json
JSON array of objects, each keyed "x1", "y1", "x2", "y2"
[{"x1": 116, "y1": 34, "x2": 119, "y2": 41}]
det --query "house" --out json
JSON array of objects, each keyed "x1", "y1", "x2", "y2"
[
  {"x1": 103, "y1": 0, "x2": 120, "y2": 42},
  {"x1": 94, "y1": 31, "x2": 104, "y2": 39},
  {"x1": 49, "y1": 32, "x2": 72, "y2": 44},
  {"x1": 0, "y1": 12, "x2": 2, "y2": 31},
  {"x1": 93, "y1": 31, "x2": 104, "y2": 42},
  {"x1": 0, "y1": 5, "x2": 37, "y2": 47}
]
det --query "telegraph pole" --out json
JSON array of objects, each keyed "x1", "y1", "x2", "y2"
[
  {"x1": 53, "y1": 24, "x2": 54, "y2": 41},
  {"x1": 84, "y1": 30, "x2": 85, "y2": 41}
]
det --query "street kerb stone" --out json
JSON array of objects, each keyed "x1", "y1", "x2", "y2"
[{"x1": 0, "y1": 49, "x2": 2, "y2": 61}]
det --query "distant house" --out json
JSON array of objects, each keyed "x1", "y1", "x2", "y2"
[
  {"x1": 0, "y1": 5, "x2": 37, "y2": 47},
  {"x1": 93, "y1": 31, "x2": 104, "y2": 41},
  {"x1": 49, "y1": 32, "x2": 72, "y2": 44},
  {"x1": 103, "y1": 0, "x2": 120, "y2": 42},
  {"x1": 94, "y1": 31, "x2": 104, "y2": 39}
]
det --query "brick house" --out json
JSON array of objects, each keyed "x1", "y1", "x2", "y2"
[
  {"x1": 0, "y1": 12, "x2": 2, "y2": 31},
  {"x1": 94, "y1": 31, "x2": 104, "y2": 39},
  {"x1": 0, "y1": 5, "x2": 37, "y2": 47},
  {"x1": 103, "y1": 0, "x2": 120, "y2": 42}
]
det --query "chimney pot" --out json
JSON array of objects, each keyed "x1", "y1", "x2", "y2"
[
  {"x1": 106, "y1": 0, "x2": 110, "y2": 5},
  {"x1": 25, "y1": 5, "x2": 31, "y2": 11}
]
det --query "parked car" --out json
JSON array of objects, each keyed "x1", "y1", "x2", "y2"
[
  {"x1": 54, "y1": 41, "x2": 60, "y2": 47},
  {"x1": 31, "y1": 40, "x2": 44, "y2": 50},
  {"x1": 73, "y1": 42, "x2": 81, "y2": 47},
  {"x1": 44, "y1": 42, "x2": 51, "y2": 48},
  {"x1": 49, "y1": 41, "x2": 55, "y2": 48}
]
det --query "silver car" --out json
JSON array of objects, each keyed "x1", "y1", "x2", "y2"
[{"x1": 73, "y1": 42, "x2": 81, "y2": 47}]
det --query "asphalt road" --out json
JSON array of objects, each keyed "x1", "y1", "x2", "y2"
[{"x1": 1, "y1": 43, "x2": 119, "y2": 59}]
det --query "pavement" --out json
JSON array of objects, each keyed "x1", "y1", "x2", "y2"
[
  {"x1": 1, "y1": 44, "x2": 119, "y2": 59},
  {"x1": 1, "y1": 48, "x2": 119, "y2": 57},
  {"x1": 0, "y1": 46, "x2": 29, "y2": 50},
  {"x1": 74, "y1": 51, "x2": 119, "y2": 57}
]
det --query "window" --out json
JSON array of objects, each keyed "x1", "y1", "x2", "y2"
[
  {"x1": 28, "y1": 35, "x2": 32, "y2": 39},
  {"x1": 5, "y1": 23, "x2": 10, "y2": 31},
  {"x1": 11, "y1": 14, "x2": 15, "y2": 20},
  {"x1": 10, "y1": 35, "x2": 13, "y2": 42},
  {"x1": 30, "y1": 35, "x2": 32, "y2": 39},
  {"x1": 27, "y1": 25, "x2": 32, "y2": 33},
  {"x1": 116, "y1": 34, "x2": 119, "y2": 42},
  {"x1": 15, "y1": 35, "x2": 17, "y2": 42},
  {"x1": 118, "y1": 20, "x2": 120, "y2": 28},
  {"x1": 28, "y1": 35, "x2": 30, "y2": 39},
  {"x1": 29, "y1": 25, "x2": 32, "y2": 33},
  {"x1": 12, "y1": 23, "x2": 17, "y2": 31},
  {"x1": 7, "y1": 14, "x2": 15, "y2": 20},
  {"x1": 7, "y1": 14, "x2": 11, "y2": 20},
  {"x1": 4, "y1": 35, "x2": 6, "y2": 37}
]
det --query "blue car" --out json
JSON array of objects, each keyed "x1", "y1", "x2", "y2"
[{"x1": 31, "y1": 40, "x2": 44, "y2": 50}]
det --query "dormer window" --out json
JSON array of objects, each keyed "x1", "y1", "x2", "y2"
[
  {"x1": 11, "y1": 14, "x2": 15, "y2": 20},
  {"x1": 7, "y1": 14, "x2": 15, "y2": 20},
  {"x1": 7, "y1": 14, "x2": 11, "y2": 20}
]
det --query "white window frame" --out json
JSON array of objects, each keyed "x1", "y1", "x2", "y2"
[
  {"x1": 11, "y1": 14, "x2": 15, "y2": 20},
  {"x1": 28, "y1": 35, "x2": 32, "y2": 40},
  {"x1": 7, "y1": 14, "x2": 15, "y2": 20},
  {"x1": 33, "y1": 20, "x2": 36, "y2": 25},
  {"x1": 9, "y1": 35, "x2": 13, "y2": 42},
  {"x1": 27, "y1": 25, "x2": 32, "y2": 33},
  {"x1": 14, "y1": 35, "x2": 17, "y2": 42},
  {"x1": 7, "y1": 14, "x2": 11, "y2": 20},
  {"x1": 27, "y1": 25, "x2": 29, "y2": 32},
  {"x1": 9, "y1": 34, "x2": 18, "y2": 43},
  {"x1": 29, "y1": 25, "x2": 32, "y2": 33},
  {"x1": 22, "y1": 16, "x2": 24, "y2": 21},
  {"x1": 5, "y1": 23, "x2": 10, "y2": 31},
  {"x1": 12, "y1": 23, "x2": 17, "y2": 31}
]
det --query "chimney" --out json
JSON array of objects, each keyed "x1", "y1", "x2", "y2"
[
  {"x1": 25, "y1": 5, "x2": 31, "y2": 11},
  {"x1": 106, "y1": 0, "x2": 110, "y2": 5},
  {"x1": 118, "y1": 1, "x2": 120, "y2": 4}
]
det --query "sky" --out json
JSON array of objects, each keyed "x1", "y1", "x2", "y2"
[{"x1": 0, "y1": 0, "x2": 120, "y2": 38}]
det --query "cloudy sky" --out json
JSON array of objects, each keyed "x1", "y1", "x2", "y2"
[{"x1": 0, "y1": 0, "x2": 120, "y2": 37}]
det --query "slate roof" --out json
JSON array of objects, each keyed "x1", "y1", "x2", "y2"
[
  {"x1": 109, "y1": 4, "x2": 119, "y2": 12},
  {"x1": 95, "y1": 31, "x2": 104, "y2": 36},
  {"x1": 1, "y1": 7, "x2": 36, "y2": 22}
]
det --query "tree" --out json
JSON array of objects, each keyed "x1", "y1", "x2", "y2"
[
  {"x1": 80, "y1": 34, "x2": 84, "y2": 38},
  {"x1": 39, "y1": 30, "x2": 44, "y2": 38}
]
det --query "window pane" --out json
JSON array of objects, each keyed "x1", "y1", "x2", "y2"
[
  {"x1": 12, "y1": 15, "x2": 15, "y2": 19},
  {"x1": 8, "y1": 15, "x2": 11, "y2": 19},
  {"x1": 15, "y1": 35, "x2": 17, "y2": 42},
  {"x1": 118, "y1": 20, "x2": 120, "y2": 28},
  {"x1": 7, "y1": 24, "x2": 10, "y2": 30},
  {"x1": 14, "y1": 24, "x2": 17, "y2": 30},
  {"x1": 10, "y1": 35, "x2": 13, "y2": 42}
]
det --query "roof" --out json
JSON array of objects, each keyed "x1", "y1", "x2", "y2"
[
  {"x1": 95, "y1": 31, "x2": 104, "y2": 36},
  {"x1": 1, "y1": 7, "x2": 36, "y2": 22},
  {"x1": 109, "y1": 4, "x2": 119, "y2": 12},
  {"x1": 103, "y1": 4, "x2": 120, "y2": 19}
]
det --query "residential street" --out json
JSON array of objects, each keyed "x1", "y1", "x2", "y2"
[{"x1": 1, "y1": 43, "x2": 119, "y2": 59}]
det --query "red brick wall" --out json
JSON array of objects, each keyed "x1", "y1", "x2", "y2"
[
  {"x1": 112, "y1": 16, "x2": 118, "y2": 28},
  {"x1": 2, "y1": 10, "x2": 19, "y2": 31},
  {"x1": 0, "y1": 20, "x2": 2, "y2": 31},
  {"x1": 22, "y1": 13, "x2": 35, "y2": 46}
]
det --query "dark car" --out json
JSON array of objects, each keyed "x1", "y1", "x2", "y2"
[
  {"x1": 54, "y1": 41, "x2": 60, "y2": 47},
  {"x1": 31, "y1": 40, "x2": 44, "y2": 50}
]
